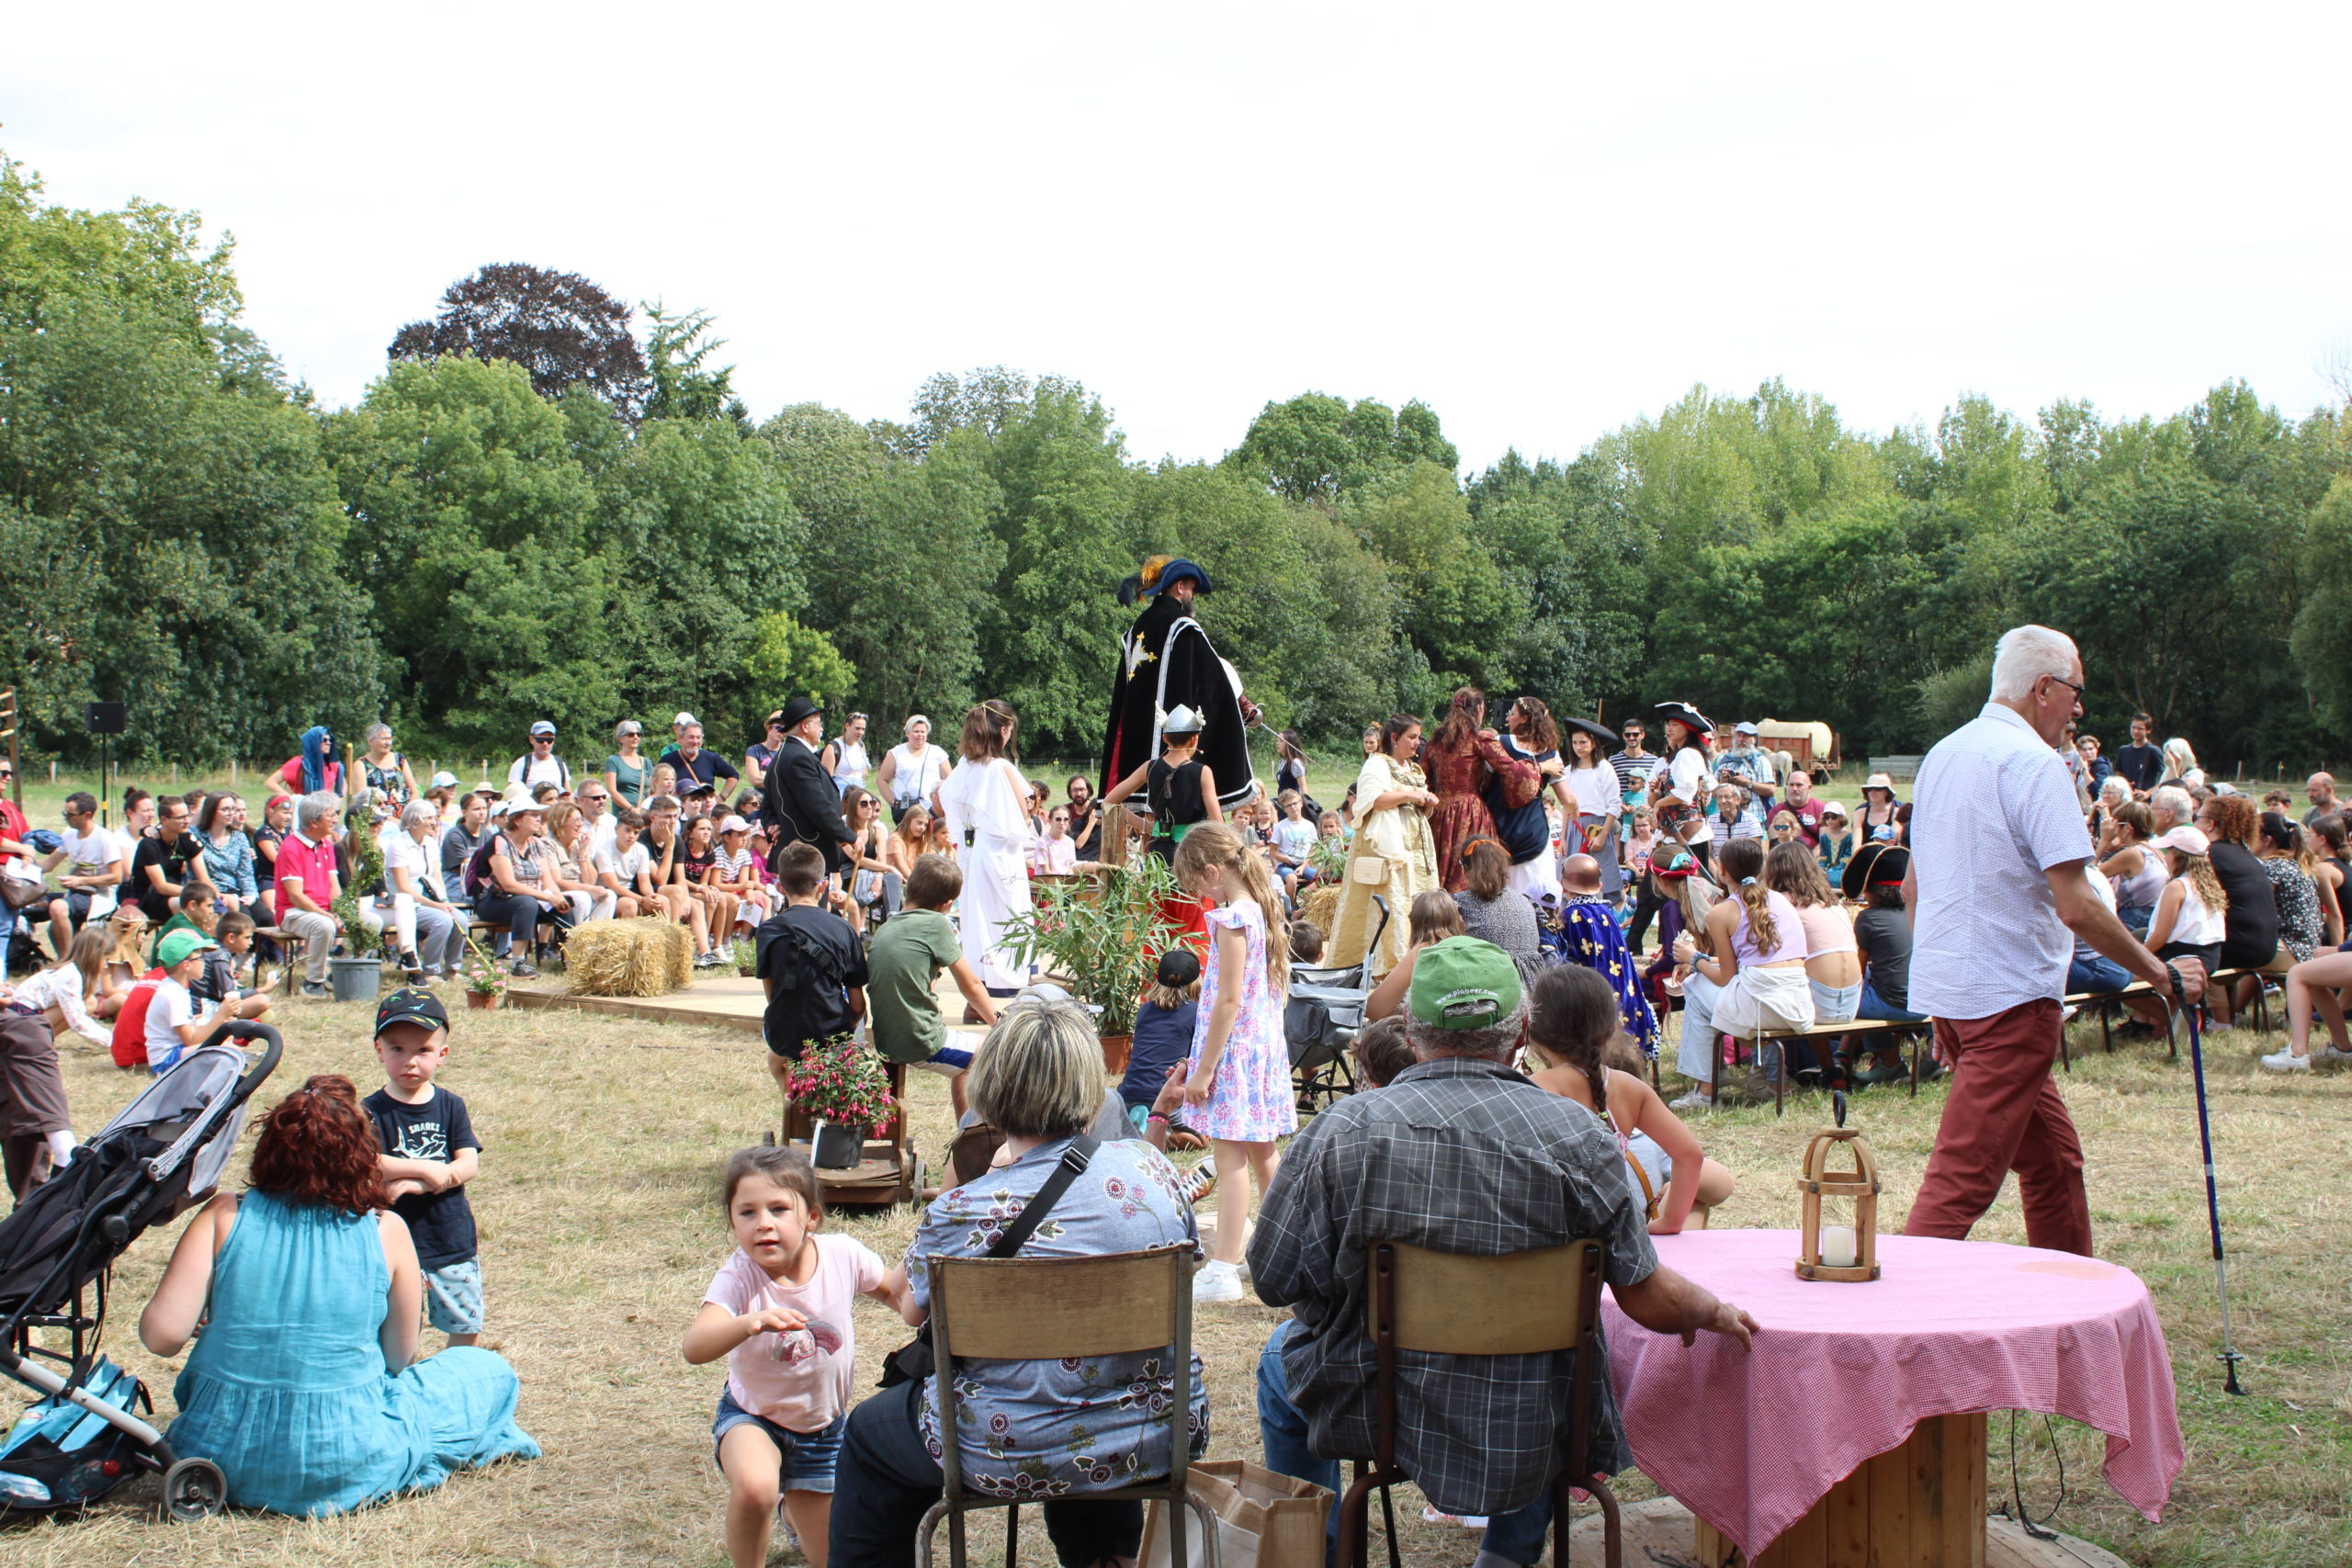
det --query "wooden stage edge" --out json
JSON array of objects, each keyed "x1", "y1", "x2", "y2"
[
  {"x1": 1570, "y1": 1497, "x2": 2129, "y2": 1568},
  {"x1": 503, "y1": 979, "x2": 765, "y2": 1033}
]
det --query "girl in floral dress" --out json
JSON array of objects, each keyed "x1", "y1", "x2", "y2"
[{"x1": 1171, "y1": 822, "x2": 1295, "y2": 1302}]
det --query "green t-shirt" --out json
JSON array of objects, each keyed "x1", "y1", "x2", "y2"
[
  {"x1": 865, "y1": 909, "x2": 962, "y2": 1065},
  {"x1": 604, "y1": 753, "x2": 650, "y2": 807}
]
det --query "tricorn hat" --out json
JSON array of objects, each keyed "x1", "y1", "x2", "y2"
[
  {"x1": 1653, "y1": 701, "x2": 1713, "y2": 738},
  {"x1": 1840, "y1": 841, "x2": 1911, "y2": 901}
]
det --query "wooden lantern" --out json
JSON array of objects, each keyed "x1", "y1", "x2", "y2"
[{"x1": 1795, "y1": 1127, "x2": 1881, "y2": 1282}]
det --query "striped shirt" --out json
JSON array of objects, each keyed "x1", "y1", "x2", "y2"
[{"x1": 1908, "y1": 703, "x2": 2095, "y2": 1020}]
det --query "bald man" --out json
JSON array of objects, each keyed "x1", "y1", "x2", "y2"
[{"x1": 2305, "y1": 773, "x2": 2339, "y2": 827}]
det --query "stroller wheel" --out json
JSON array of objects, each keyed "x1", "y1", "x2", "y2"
[{"x1": 163, "y1": 1456, "x2": 226, "y2": 1521}]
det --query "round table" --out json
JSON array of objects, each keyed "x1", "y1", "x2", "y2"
[{"x1": 1600, "y1": 1230, "x2": 2185, "y2": 1568}]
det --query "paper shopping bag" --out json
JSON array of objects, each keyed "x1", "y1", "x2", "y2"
[{"x1": 1140, "y1": 1460, "x2": 1333, "y2": 1568}]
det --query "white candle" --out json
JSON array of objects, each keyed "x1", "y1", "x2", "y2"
[{"x1": 1819, "y1": 1225, "x2": 1858, "y2": 1269}]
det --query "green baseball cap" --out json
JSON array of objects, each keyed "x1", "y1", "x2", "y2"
[
  {"x1": 1408, "y1": 936, "x2": 1521, "y2": 1031},
  {"x1": 157, "y1": 930, "x2": 217, "y2": 968}
]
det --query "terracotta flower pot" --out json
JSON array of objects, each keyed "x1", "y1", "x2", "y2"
[
  {"x1": 465, "y1": 990, "x2": 502, "y2": 1010},
  {"x1": 1099, "y1": 1033, "x2": 1133, "y2": 1075}
]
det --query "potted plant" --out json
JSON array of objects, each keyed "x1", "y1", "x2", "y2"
[
  {"x1": 1003, "y1": 856, "x2": 1186, "y2": 1071},
  {"x1": 783, "y1": 1037, "x2": 898, "y2": 1169},
  {"x1": 460, "y1": 943, "x2": 508, "y2": 1010}
]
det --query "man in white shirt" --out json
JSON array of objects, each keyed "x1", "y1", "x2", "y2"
[
  {"x1": 1903, "y1": 625, "x2": 2192, "y2": 1258},
  {"x1": 40, "y1": 791, "x2": 131, "y2": 953},
  {"x1": 507, "y1": 720, "x2": 571, "y2": 790},
  {"x1": 1714, "y1": 722, "x2": 1777, "y2": 830}
]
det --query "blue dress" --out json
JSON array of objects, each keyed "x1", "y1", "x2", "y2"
[{"x1": 166, "y1": 1190, "x2": 539, "y2": 1516}]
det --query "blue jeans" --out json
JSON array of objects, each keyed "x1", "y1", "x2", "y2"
[
  {"x1": 2065, "y1": 953, "x2": 2132, "y2": 996},
  {"x1": 1854, "y1": 977, "x2": 1926, "y2": 1023},
  {"x1": 1257, "y1": 1320, "x2": 1553, "y2": 1568}
]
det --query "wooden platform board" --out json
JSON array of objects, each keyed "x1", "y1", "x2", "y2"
[
  {"x1": 503, "y1": 967, "x2": 990, "y2": 1042},
  {"x1": 1567, "y1": 1497, "x2": 2131, "y2": 1568}
]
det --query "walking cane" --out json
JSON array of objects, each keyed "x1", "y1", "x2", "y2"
[{"x1": 2175, "y1": 990, "x2": 2248, "y2": 1393}]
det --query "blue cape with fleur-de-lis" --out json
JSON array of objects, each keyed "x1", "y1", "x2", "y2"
[{"x1": 1560, "y1": 895, "x2": 1660, "y2": 1057}]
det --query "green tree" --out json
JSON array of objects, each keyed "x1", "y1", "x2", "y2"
[
  {"x1": 641, "y1": 304, "x2": 750, "y2": 429},
  {"x1": 329, "y1": 356, "x2": 613, "y2": 754},
  {"x1": 1225, "y1": 391, "x2": 1459, "y2": 503},
  {"x1": 742, "y1": 612, "x2": 856, "y2": 712}
]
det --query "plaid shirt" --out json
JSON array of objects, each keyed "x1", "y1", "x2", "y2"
[{"x1": 1248, "y1": 1055, "x2": 1657, "y2": 1517}]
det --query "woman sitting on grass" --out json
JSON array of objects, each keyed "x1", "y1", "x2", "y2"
[
  {"x1": 139, "y1": 1075, "x2": 537, "y2": 1516},
  {"x1": 1525, "y1": 964, "x2": 1734, "y2": 1232}
]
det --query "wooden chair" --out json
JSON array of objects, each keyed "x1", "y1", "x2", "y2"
[
  {"x1": 1339, "y1": 1239, "x2": 1623, "y2": 1568},
  {"x1": 916, "y1": 1247, "x2": 1218, "y2": 1568}
]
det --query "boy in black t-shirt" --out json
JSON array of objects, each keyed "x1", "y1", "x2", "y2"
[
  {"x1": 364, "y1": 988, "x2": 486, "y2": 1346},
  {"x1": 753, "y1": 841, "x2": 867, "y2": 1121}
]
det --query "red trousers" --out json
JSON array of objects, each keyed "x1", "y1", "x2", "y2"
[{"x1": 1902, "y1": 998, "x2": 2093, "y2": 1257}]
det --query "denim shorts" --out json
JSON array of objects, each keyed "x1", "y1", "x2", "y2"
[
  {"x1": 424, "y1": 1258, "x2": 484, "y2": 1335},
  {"x1": 712, "y1": 1388, "x2": 846, "y2": 1491}
]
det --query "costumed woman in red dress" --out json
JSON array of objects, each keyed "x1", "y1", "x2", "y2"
[{"x1": 1421, "y1": 687, "x2": 1539, "y2": 894}]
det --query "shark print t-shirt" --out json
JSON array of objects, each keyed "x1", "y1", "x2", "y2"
[{"x1": 363, "y1": 1085, "x2": 481, "y2": 1269}]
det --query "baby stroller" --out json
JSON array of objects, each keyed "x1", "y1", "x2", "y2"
[
  {"x1": 0, "y1": 1020, "x2": 282, "y2": 1521},
  {"x1": 1285, "y1": 897, "x2": 1386, "y2": 1116}
]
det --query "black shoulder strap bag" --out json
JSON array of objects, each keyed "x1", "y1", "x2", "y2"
[{"x1": 878, "y1": 1134, "x2": 1099, "y2": 1388}]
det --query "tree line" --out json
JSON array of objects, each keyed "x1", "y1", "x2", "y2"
[{"x1": 4, "y1": 150, "x2": 2347, "y2": 778}]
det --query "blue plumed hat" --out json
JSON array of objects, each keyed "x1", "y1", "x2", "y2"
[{"x1": 1117, "y1": 555, "x2": 1215, "y2": 606}]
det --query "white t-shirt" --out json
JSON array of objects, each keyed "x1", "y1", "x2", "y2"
[
  {"x1": 62, "y1": 826, "x2": 128, "y2": 880},
  {"x1": 607, "y1": 841, "x2": 651, "y2": 888},
  {"x1": 588, "y1": 813, "x2": 618, "y2": 864},
  {"x1": 144, "y1": 976, "x2": 216, "y2": 1073},
  {"x1": 382, "y1": 830, "x2": 445, "y2": 901},
  {"x1": 703, "y1": 1235, "x2": 886, "y2": 1431},
  {"x1": 507, "y1": 753, "x2": 571, "y2": 789},
  {"x1": 831, "y1": 739, "x2": 870, "y2": 795},
  {"x1": 1272, "y1": 818, "x2": 1317, "y2": 863}
]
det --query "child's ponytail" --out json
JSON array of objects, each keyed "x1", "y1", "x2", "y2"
[{"x1": 1717, "y1": 837, "x2": 1779, "y2": 953}]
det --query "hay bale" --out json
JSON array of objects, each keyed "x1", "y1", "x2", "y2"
[
  {"x1": 1300, "y1": 882, "x2": 1341, "y2": 941},
  {"x1": 565, "y1": 918, "x2": 695, "y2": 997}
]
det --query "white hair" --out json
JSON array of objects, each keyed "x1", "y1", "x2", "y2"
[
  {"x1": 2152, "y1": 785, "x2": 2196, "y2": 829},
  {"x1": 2162, "y1": 738, "x2": 2199, "y2": 778},
  {"x1": 401, "y1": 799, "x2": 438, "y2": 834},
  {"x1": 2098, "y1": 775, "x2": 2131, "y2": 807},
  {"x1": 904, "y1": 714, "x2": 930, "y2": 735},
  {"x1": 1988, "y1": 625, "x2": 2080, "y2": 705},
  {"x1": 295, "y1": 791, "x2": 341, "y2": 832},
  {"x1": 366, "y1": 722, "x2": 393, "y2": 743}
]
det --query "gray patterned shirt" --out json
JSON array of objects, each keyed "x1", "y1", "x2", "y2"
[{"x1": 1248, "y1": 1055, "x2": 1657, "y2": 1516}]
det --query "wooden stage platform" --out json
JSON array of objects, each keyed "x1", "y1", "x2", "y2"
[{"x1": 504, "y1": 968, "x2": 988, "y2": 1041}]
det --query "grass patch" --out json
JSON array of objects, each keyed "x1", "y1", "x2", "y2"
[{"x1": 0, "y1": 760, "x2": 2342, "y2": 1563}]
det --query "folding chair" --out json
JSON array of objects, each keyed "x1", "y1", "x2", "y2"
[
  {"x1": 917, "y1": 1247, "x2": 1220, "y2": 1568},
  {"x1": 1339, "y1": 1239, "x2": 1623, "y2": 1568}
]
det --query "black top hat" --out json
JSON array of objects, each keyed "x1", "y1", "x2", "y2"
[{"x1": 1840, "y1": 841, "x2": 1912, "y2": 901}]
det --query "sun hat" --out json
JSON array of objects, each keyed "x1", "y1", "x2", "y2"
[
  {"x1": 375, "y1": 987, "x2": 449, "y2": 1038},
  {"x1": 1408, "y1": 936, "x2": 1522, "y2": 1031},
  {"x1": 2153, "y1": 825, "x2": 2211, "y2": 857},
  {"x1": 719, "y1": 815, "x2": 750, "y2": 834},
  {"x1": 1863, "y1": 773, "x2": 1895, "y2": 793},
  {"x1": 157, "y1": 930, "x2": 217, "y2": 968},
  {"x1": 1820, "y1": 801, "x2": 1849, "y2": 819}
]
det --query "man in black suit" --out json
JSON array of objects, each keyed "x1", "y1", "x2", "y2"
[{"x1": 760, "y1": 697, "x2": 854, "y2": 885}]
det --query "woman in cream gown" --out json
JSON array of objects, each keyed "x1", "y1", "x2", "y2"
[
  {"x1": 1329, "y1": 714, "x2": 1442, "y2": 977},
  {"x1": 937, "y1": 702, "x2": 1035, "y2": 992}
]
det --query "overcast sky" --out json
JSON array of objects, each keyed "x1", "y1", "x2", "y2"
[{"x1": 11, "y1": 3, "x2": 2348, "y2": 469}]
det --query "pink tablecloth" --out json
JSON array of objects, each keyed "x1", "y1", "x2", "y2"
[{"x1": 1601, "y1": 1230, "x2": 2185, "y2": 1559}]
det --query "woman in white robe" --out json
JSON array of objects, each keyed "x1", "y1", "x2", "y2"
[{"x1": 937, "y1": 702, "x2": 1035, "y2": 992}]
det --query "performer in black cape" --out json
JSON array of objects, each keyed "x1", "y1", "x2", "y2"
[{"x1": 1101, "y1": 555, "x2": 1258, "y2": 809}]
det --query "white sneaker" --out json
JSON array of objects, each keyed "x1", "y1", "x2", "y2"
[
  {"x1": 1668, "y1": 1089, "x2": 1714, "y2": 1111},
  {"x1": 1193, "y1": 1259, "x2": 1245, "y2": 1303},
  {"x1": 2259, "y1": 1048, "x2": 2311, "y2": 1073},
  {"x1": 2316, "y1": 1045, "x2": 2352, "y2": 1065}
]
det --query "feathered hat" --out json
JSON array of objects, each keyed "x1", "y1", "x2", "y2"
[{"x1": 1116, "y1": 555, "x2": 1215, "y2": 606}]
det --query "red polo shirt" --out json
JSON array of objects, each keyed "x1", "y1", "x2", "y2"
[{"x1": 272, "y1": 829, "x2": 339, "y2": 925}]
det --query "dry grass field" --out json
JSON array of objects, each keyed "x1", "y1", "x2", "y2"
[{"x1": 0, "y1": 991, "x2": 2342, "y2": 1568}]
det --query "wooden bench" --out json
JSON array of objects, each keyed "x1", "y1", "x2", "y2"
[
  {"x1": 2067, "y1": 966, "x2": 2275, "y2": 1059},
  {"x1": 250, "y1": 926, "x2": 306, "y2": 997},
  {"x1": 1749, "y1": 1017, "x2": 1935, "y2": 1116}
]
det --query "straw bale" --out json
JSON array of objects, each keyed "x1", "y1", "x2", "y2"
[{"x1": 564, "y1": 918, "x2": 695, "y2": 997}]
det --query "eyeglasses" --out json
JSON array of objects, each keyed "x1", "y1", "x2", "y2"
[
  {"x1": 2043, "y1": 675, "x2": 2085, "y2": 700},
  {"x1": 582, "y1": 793, "x2": 607, "y2": 803}
]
